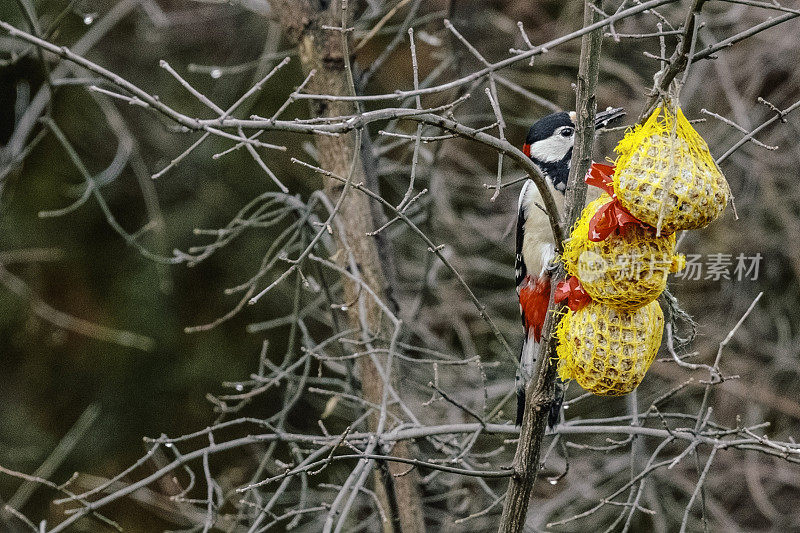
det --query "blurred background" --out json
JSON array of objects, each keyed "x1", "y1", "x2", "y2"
[{"x1": 2, "y1": 0, "x2": 800, "y2": 530}]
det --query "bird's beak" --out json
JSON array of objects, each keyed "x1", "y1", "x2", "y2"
[{"x1": 594, "y1": 107, "x2": 626, "y2": 130}]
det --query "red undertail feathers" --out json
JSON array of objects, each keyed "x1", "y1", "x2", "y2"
[{"x1": 519, "y1": 275, "x2": 551, "y2": 343}]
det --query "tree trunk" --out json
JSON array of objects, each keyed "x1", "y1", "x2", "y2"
[{"x1": 274, "y1": 2, "x2": 425, "y2": 532}]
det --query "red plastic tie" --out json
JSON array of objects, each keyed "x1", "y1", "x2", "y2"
[
  {"x1": 585, "y1": 163, "x2": 654, "y2": 242},
  {"x1": 554, "y1": 276, "x2": 592, "y2": 312}
]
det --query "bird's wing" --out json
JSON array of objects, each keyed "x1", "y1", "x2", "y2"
[{"x1": 515, "y1": 180, "x2": 531, "y2": 294}]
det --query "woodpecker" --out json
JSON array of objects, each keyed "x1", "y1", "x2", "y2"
[{"x1": 515, "y1": 107, "x2": 625, "y2": 426}]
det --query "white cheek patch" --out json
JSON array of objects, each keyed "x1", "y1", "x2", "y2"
[{"x1": 526, "y1": 135, "x2": 572, "y2": 162}]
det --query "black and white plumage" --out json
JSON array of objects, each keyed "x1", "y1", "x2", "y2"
[
  {"x1": 515, "y1": 107, "x2": 625, "y2": 426},
  {"x1": 523, "y1": 111, "x2": 576, "y2": 192},
  {"x1": 516, "y1": 111, "x2": 575, "y2": 292}
]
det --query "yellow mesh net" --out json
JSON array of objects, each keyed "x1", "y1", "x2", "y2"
[
  {"x1": 556, "y1": 300, "x2": 664, "y2": 396},
  {"x1": 613, "y1": 104, "x2": 730, "y2": 234},
  {"x1": 562, "y1": 196, "x2": 685, "y2": 311}
]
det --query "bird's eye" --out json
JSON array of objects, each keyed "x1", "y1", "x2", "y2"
[{"x1": 560, "y1": 128, "x2": 574, "y2": 137}]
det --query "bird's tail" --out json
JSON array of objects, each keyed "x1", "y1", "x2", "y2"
[
  {"x1": 548, "y1": 377, "x2": 565, "y2": 428},
  {"x1": 516, "y1": 338, "x2": 565, "y2": 428},
  {"x1": 516, "y1": 332, "x2": 538, "y2": 425},
  {"x1": 516, "y1": 274, "x2": 552, "y2": 425}
]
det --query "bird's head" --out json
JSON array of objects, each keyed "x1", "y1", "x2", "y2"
[{"x1": 522, "y1": 107, "x2": 625, "y2": 193}]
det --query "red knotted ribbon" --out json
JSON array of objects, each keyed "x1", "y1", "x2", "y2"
[
  {"x1": 554, "y1": 276, "x2": 592, "y2": 312},
  {"x1": 585, "y1": 163, "x2": 652, "y2": 242}
]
